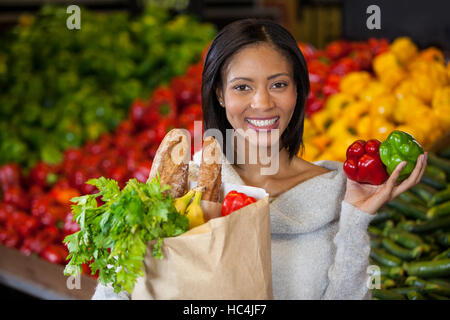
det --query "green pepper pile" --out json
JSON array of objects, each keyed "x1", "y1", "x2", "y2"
[
  {"x1": 369, "y1": 147, "x2": 450, "y2": 300},
  {"x1": 0, "y1": 4, "x2": 216, "y2": 169}
]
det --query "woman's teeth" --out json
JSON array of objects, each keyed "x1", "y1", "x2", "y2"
[{"x1": 246, "y1": 117, "x2": 278, "y2": 127}]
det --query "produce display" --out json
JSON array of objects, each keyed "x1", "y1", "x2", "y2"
[
  {"x1": 302, "y1": 37, "x2": 450, "y2": 163},
  {"x1": 0, "y1": 5, "x2": 215, "y2": 169},
  {"x1": 0, "y1": 55, "x2": 205, "y2": 275},
  {"x1": 369, "y1": 148, "x2": 450, "y2": 300}
]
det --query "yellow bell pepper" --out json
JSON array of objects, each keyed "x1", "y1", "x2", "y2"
[
  {"x1": 310, "y1": 109, "x2": 333, "y2": 133},
  {"x1": 300, "y1": 142, "x2": 320, "y2": 162},
  {"x1": 339, "y1": 71, "x2": 372, "y2": 97},
  {"x1": 309, "y1": 133, "x2": 332, "y2": 153},
  {"x1": 394, "y1": 80, "x2": 416, "y2": 100},
  {"x1": 326, "y1": 133, "x2": 359, "y2": 163},
  {"x1": 355, "y1": 115, "x2": 372, "y2": 140},
  {"x1": 409, "y1": 59, "x2": 448, "y2": 87},
  {"x1": 357, "y1": 81, "x2": 388, "y2": 104},
  {"x1": 373, "y1": 52, "x2": 402, "y2": 77},
  {"x1": 339, "y1": 101, "x2": 370, "y2": 129},
  {"x1": 370, "y1": 117, "x2": 396, "y2": 142},
  {"x1": 393, "y1": 95, "x2": 426, "y2": 124},
  {"x1": 432, "y1": 87, "x2": 450, "y2": 129},
  {"x1": 418, "y1": 47, "x2": 445, "y2": 64},
  {"x1": 303, "y1": 117, "x2": 318, "y2": 141},
  {"x1": 377, "y1": 68, "x2": 407, "y2": 89},
  {"x1": 409, "y1": 73, "x2": 439, "y2": 104},
  {"x1": 390, "y1": 37, "x2": 418, "y2": 65},
  {"x1": 370, "y1": 94, "x2": 396, "y2": 120},
  {"x1": 324, "y1": 92, "x2": 354, "y2": 118}
]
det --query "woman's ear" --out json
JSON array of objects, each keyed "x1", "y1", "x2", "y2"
[{"x1": 215, "y1": 87, "x2": 225, "y2": 108}]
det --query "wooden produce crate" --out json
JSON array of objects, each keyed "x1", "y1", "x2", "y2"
[{"x1": 0, "y1": 244, "x2": 96, "y2": 300}]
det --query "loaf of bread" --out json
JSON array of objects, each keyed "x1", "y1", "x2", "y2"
[
  {"x1": 148, "y1": 128, "x2": 190, "y2": 198},
  {"x1": 197, "y1": 136, "x2": 222, "y2": 202}
]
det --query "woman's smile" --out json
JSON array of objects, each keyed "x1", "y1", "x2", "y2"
[{"x1": 245, "y1": 116, "x2": 280, "y2": 131}]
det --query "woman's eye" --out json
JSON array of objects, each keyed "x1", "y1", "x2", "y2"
[
  {"x1": 234, "y1": 84, "x2": 250, "y2": 91},
  {"x1": 272, "y1": 82, "x2": 287, "y2": 89}
]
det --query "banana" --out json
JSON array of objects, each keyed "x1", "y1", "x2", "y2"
[
  {"x1": 185, "y1": 189, "x2": 205, "y2": 229},
  {"x1": 173, "y1": 189, "x2": 195, "y2": 215}
]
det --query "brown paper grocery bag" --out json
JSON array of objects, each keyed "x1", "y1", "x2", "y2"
[{"x1": 131, "y1": 183, "x2": 273, "y2": 300}]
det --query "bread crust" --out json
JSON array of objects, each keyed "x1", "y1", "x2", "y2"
[
  {"x1": 148, "y1": 129, "x2": 190, "y2": 198},
  {"x1": 197, "y1": 136, "x2": 222, "y2": 202}
]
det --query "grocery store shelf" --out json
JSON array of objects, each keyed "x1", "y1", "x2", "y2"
[{"x1": 0, "y1": 244, "x2": 96, "y2": 300}]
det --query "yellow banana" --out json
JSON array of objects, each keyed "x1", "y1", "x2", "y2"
[
  {"x1": 173, "y1": 189, "x2": 195, "y2": 215},
  {"x1": 185, "y1": 189, "x2": 205, "y2": 230}
]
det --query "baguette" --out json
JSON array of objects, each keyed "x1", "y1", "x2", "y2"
[
  {"x1": 148, "y1": 128, "x2": 190, "y2": 198},
  {"x1": 197, "y1": 136, "x2": 222, "y2": 202}
]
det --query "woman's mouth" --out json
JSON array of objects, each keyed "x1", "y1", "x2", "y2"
[{"x1": 245, "y1": 116, "x2": 280, "y2": 130}]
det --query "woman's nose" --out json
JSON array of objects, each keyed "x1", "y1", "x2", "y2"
[{"x1": 251, "y1": 88, "x2": 273, "y2": 110}]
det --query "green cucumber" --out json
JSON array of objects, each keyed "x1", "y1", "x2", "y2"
[
  {"x1": 410, "y1": 183, "x2": 438, "y2": 204},
  {"x1": 384, "y1": 228, "x2": 429, "y2": 251},
  {"x1": 404, "y1": 258, "x2": 450, "y2": 278},
  {"x1": 371, "y1": 207, "x2": 402, "y2": 226},
  {"x1": 372, "y1": 289, "x2": 406, "y2": 300},
  {"x1": 369, "y1": 265, "x2": 404, "y2": 280},
  {"x1": 398, "y1": 215, "x2": 450, "y2": 233},
  {"x1": 428, "y1": 153, "x2": 450, "y2": 176},
  {"x1": 407, "y1": 291, "x2": 426, "y2": 300},
  {"x1": 398, "y1": 190, "x2": 427, "y2": 206},
  {"x1": 428, "y1": 187, "x2": 450, "y2": 206},
  {"x1": 427, "y1": 201, "x2": 450, "y2": 219},
  {"x1": 370, "y1": 247, "x2": 403, "y2": 267},
  {"x1": 381, "y1": 238, "x2": 423, "y2": 261},
  {"x1": 435, "y1": 231, "x2": 450, "y2": 247},
  {"x1": 433, "y1": 248, "x2": 450, "y2": 261},
  {"x1": 421, "y1": 166, "x2": 447, "y2": 190},
  {"x1": 387, "y1": 198, "x2": 428, "y2": 220},
  {"x1": 426, "y1": 293, "x2": 450, "y2": 300},
  {"x1": 438, "y1": 147, "x2": 450, "y2": 160}
]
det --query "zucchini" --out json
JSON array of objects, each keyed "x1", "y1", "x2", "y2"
[
  {"x1": 370, "y1": 247, "x2": 403, "y2": 267},
  {"x1": 428, "y1": 187, "x2": 450, "y2": 207},
  {"x1": 382, "y1": 238, "x2": 423, "y2": 261},
  {"x1": 421, "y1": 166, "x2": 447, "y2": 190},
  {"x1": 404, "y1": 258, "x2": 450, "y2": 278},
  {"x1": 371, "y1": 207, "x2": 402, "y2": 226},
  {"x1": 426, "y1": 293, "x2": 450, "y2": 300},
  {"x1": 387, "y1": 198, "x2": 428, "y2": 220},
  {"x1": 398, "y1": 215, "x2": 450, "y2": 233},
  {"x1": 435, "y1": 231, "x2": 450, "y2": 247},
  {"x1": 427, "y1": 200, "x2": 450, "y2": 219},
  {"x1": 405, "y1": 277, "x2": 450, "y2": 297},
  {"x1": 407, "y1": 291, "x2": 426, "y2": 300},
  {"x1": 369, "y1": 265, "x2": 404, "y2": 280},
  {"x1": 428, "y1": 153, "x2": 450, "y2": 176},
  {"x1": 392, "y1": 286, "x2": 423, "y2": 296},
  {"x1": 384, "y1": 228, "x2": 429, "y2": 251},
  {"x1": 372, "y1": 289, "x2": 406, "y2": 300},
  {"x1": 432, "y1": 248, "x2": 450, "y2": 261},
  {"x1": 428, "y1": 279, "x2": 450, "y2": 296},
  {"x1": 380, "y1": 276, "x2": 396, "y2": 289},
  {"x1": 438, "y1": 146, "x2": 450, "y2": 160},
  {"x1": 398, "y1": 190, "x2": 426, "y2": 206},
  {"x1": 368, "y1": 226, "x2": 383, "y2": 237},
  {"x1": 410, "y1": 183, "x2": 438, "y2": 204}
]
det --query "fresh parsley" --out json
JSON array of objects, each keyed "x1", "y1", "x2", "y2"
[{"x1": 63, "y1": 174, "x2": 189, "y2": 294}]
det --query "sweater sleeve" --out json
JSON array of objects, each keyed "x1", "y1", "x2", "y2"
[
  {"x1": 91, "y1": 283, "x2": 130, "y2": 300},
  {"x1": 322, "y1": 200, "x2": 375, "y2": 300}
]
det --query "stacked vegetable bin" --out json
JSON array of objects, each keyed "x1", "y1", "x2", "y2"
[{"x1": 0, "y1": 4, "x2": 449, "y2": 299}]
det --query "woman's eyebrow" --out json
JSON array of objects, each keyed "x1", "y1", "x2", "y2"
[{"x1": 228, "y1": 72, "x2": 290, "y2": 84}]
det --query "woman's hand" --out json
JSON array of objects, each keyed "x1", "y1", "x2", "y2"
[{"x1": 344, "y1": 152, "x2": 428, "y2": 215}]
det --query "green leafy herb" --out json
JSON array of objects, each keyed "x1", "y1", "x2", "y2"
[{"x1": 63, "y1": 174, "x2": 189, "y2": 294}]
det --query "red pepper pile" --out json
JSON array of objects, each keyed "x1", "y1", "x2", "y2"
[
  {"x1": 298, "y1": 38, "x2": 390, "y2": 117},
  {"x1": 0, "y1": 57, "x2": 205, "y2": 274}
]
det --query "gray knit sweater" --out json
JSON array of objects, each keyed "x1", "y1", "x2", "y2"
[{"x1": 92, "y1": 151, "x2": 375, "y2": 300}]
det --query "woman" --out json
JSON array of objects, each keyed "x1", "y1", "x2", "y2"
[{"x1": 92, "y1": 18, "x2": 427, "y2": 300}]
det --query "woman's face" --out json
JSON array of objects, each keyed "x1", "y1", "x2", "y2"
[{"x1": 216, "y1": 43, "x2": 297, "y2": 148}]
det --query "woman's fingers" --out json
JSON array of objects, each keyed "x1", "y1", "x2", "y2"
[
  {"x1": 392, "y1": 153, "x2": 427, "y2": 198},
  {"x1": 385, "y1": 160, "x2": 407, "y2": 191}
]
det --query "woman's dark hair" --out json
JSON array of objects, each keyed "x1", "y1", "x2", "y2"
[{"x1": 201, "y1": 18, "x2": 310, "y2": 160}]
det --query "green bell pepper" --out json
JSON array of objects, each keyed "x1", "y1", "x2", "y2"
[{"x1": 379, "y1": 130, "x2": 424, "y2": 182}]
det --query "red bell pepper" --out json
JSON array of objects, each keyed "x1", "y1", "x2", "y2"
[
  {"x1": 343, "y1": 139, "x2": 389, "y2": 185},
  {"x1": 0, "y1": 163, "x2": 22, "y2": 192},
  {"x1": 40, "y1": 244, "x2": 68, "y2": 265},
  {"x1": 221, "y1": 190, "x2": 257, "y2": 216}
]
